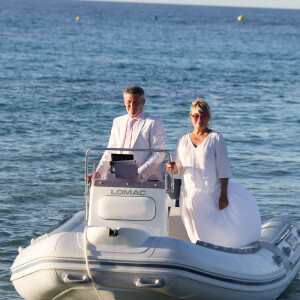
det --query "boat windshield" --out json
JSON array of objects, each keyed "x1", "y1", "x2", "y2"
[{"x1": 90, "y1": 150, "x2": 172, "y2": 189}]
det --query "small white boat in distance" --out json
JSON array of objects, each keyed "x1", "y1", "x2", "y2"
[{"x1": 11, "y1": 148, "x2": 300, "y2": 300}]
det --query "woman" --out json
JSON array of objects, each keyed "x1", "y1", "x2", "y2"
[{"x1": 167, "y1": 98, "x2": 261, "y2": 248}]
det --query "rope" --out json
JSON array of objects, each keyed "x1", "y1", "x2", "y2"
[
  {"x1": 51, "y1": 287, "x2": 77, "y2": 300},
  {"x1": 84, "y1": 225, "x2": 104, "y2": 300}
]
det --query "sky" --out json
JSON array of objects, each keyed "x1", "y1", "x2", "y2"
[{"x1": 88, "y1": 0, "x2": 300, "y2": 10}]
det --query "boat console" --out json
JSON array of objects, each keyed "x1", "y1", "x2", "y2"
[{"x1": 86, "y1": 148, "x2": 176, "y2": 245}]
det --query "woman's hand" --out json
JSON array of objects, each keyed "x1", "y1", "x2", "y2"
[
  {"x1": 166, "y1": 161, "x2": 178, "y2": 174},
  {"x1": 219, "y1": 194, "x2": 229, "y2": 210},
  {"x1": 219, "y1": 178, "x2": 229, "y2": 210}
]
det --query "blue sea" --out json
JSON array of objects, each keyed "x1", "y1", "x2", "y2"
[{"x1": 1, "y1": 0, "x2": 299, "y2": 298}]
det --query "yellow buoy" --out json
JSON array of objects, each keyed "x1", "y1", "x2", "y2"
[
  {"x1": 237, "y1": 14, "x2": 244, "y2": 21},
  {"x1": 76, "y1": 16, "x2": 81, "y2": 21}
]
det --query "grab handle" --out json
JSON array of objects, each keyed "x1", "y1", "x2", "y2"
[
  {"x1": 135, "y1": 278, "x2": 164, "y2": 288},
  {"x1": 62, "y1": 273, "x2": 91, "y2": 284}
]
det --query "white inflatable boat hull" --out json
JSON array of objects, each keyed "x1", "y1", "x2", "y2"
[
  {"x1": 11, "y1": 210, "x2": 300, "y2": 300},
  {"x1": 10, "y1": 149, "x2": 300, "y2": 300}
]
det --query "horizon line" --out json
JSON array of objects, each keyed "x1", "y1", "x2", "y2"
[{"x1": 77, "y1": 0, "x2": 300, "y2": 10}]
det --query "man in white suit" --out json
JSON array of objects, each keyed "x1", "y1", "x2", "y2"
[{"x1": 94, "y1": 86, "x2": 165, "y2": 180}]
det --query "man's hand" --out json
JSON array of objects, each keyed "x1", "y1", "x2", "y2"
[{"x1": 88, "y1": 172, "x2": 101, "y2": 181}]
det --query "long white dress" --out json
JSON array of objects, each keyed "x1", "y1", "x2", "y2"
[{"x1": 173, "y1": 130, "x2": 261, "y2": 248}]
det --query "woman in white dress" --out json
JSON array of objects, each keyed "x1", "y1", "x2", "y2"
[{"x1": 167, "y1": 98, "x2": 261, "y2": 248}]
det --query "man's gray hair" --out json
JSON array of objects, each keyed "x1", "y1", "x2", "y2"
[{"x1": 123, "y1": 85, "x2": 145, "y2": 100}]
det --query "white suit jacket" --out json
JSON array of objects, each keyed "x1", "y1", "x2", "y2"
[{"x1": 96, "y1": 111, "x2": 165, "y2": 179}]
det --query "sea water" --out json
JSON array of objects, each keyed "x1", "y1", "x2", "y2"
[{"x1": 0, "y1": 0, "x2": 299, "y2": 298}]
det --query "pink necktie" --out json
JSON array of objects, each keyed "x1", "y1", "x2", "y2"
[{"x1": 124, "y1": 118, "x2": 137, "y2": 149}]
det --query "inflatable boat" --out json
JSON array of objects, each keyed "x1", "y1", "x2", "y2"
[{"x1": 11, "y1": 148, "x2": 300, "y2": 300}]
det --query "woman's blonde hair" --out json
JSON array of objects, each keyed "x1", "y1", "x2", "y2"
[{"x1": 190, "y1": 97, "x2": 211, "y2": 119}]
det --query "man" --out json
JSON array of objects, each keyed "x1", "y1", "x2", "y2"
[{"x1": 94, "y1": 85, "x2": 165, "y2": 180}]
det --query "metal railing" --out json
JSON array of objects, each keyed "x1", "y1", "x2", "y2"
[{"x1": 84, "y1": 148, "x2": 174, "y2": 222}]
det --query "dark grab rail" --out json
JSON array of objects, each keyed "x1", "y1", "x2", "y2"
[{"x1": 84, "y1": 148, "x2": 174, "y2": 222}]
